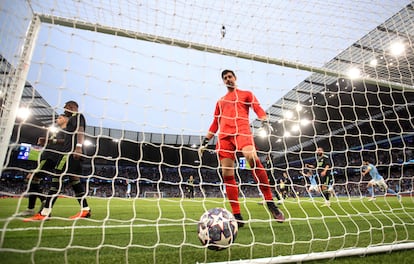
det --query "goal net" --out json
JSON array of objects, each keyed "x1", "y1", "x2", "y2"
[{"x1": 1, "y1": 1, "x2": 413, "y2": 263}]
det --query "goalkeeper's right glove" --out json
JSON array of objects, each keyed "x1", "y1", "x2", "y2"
[
  {"x1": 198, "y1": 138, "x2": 210, "y2": 156},
  {"x1": 261, "y1": 120, "x2": 274, "y2": 135}
]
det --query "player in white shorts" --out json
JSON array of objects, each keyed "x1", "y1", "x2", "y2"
[
  {"x1": 302, "y1": 167, "x2": 320, "y2": 199},
  {"x1": 361, "y1": 160, "x2": 400, "y2": 201}
]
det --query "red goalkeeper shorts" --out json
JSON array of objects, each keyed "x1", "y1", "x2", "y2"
[{"x1": 216, "y1": 134, "x2": 255, "y2": 160}]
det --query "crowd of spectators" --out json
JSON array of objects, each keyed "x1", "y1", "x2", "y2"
[{"x1": 1, "y1": 151, "x2": 413, "y2": 199}]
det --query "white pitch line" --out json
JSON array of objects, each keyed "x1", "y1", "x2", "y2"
[{"x1": 5, "y1": 222, "x2": 196, "y2": 232}]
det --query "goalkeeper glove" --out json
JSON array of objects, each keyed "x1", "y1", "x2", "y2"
[
  {"x1": 198, "y1": 138, "x2": 210, "y2": 156},
  {"x1": 261, "y1": 120, "x2": 273, "y2": 135}
]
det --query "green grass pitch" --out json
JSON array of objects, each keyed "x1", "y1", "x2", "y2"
[{"x1": 0, "y1": 196, "x2": 413, "y2": 264}]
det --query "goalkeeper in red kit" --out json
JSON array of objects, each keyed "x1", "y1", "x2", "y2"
[{"x1": 200, "y1": 69, "x2": 285, "y2": 227}]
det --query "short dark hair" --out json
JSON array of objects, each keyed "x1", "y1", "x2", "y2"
[
  {"x1": 221, "y1": 69, "x2": 236, "y2": 79},
  {"x1": 64, "y1": 100, "x2": 79, "y2": 108}
]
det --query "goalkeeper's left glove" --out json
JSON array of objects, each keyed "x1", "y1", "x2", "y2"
[
  {"x1": 261, "y1": 120, "x2": 273, "y2": 135},
  {"x1": 198, "y1": 137, "x2": 210, "y2": 156}
]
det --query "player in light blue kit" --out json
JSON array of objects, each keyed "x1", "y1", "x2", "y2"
[
  {"x1": 361, "y1": 160, "x2": 400, "y2": 201},
  {"x1": 302, "y1": 166, "x2": 320, "y2": 199},
  {"x1": 126, "y1": 180, "x2": 132, "y2": 199}
]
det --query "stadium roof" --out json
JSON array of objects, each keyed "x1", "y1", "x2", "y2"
[
  {"x1": 2, "y1": 3, "x2": 414, "y2": 161},
  {"x1": 258, "y1": 3, "x2": 414, "y2": 125},
  {"x1": 252, "y1": 3, "x2": 414, "y2": 155}
]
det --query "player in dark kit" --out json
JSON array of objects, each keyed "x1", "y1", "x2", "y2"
[
  {"x1": 16, "y1": 114, "x2": 68, "y2": 217},
  {"x1": 265, "y1": 154, "x2": 283, "y2": 203},
  {"x1": 24, "y1": 101, "x2": 91, "y2": 221},
  {"x1": 306, "y1": 147, "x2": 332, "y2": 207},
  {"x1": 279, "y1": 172, "x2": 297, "y2": 199},
  {"x1": 186, "y1": 175, "x2": 195, "y2": 199}
]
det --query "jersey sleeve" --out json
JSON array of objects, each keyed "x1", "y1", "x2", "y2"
[
  {"x1": 207, "y1": 101, "x2": 220, "y2": 134},
  {"x1": 79, "y1": 114, "x2": 86, "y2": 130},
  {"x1": 250, "y1": 92, "x2": 267, "y2": 119}
]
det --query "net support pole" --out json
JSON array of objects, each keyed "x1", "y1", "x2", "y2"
[
  {"x1": 0, "y1": 15, "x2": 41, "y2": 171},
  {"x1": 205, "y1": 242, "x2": 414, "y2": 264}
]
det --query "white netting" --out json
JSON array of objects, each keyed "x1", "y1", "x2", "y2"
[{"x1": 0, "y1": 1, "x2": 413, "y2": 264}]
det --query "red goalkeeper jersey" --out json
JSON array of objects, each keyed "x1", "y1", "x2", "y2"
[{"x1": 208, "y1": 88, "x2": 266, "y2": 139}]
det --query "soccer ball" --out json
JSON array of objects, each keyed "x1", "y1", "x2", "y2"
[{"x1": 197, "y1": 207, "x2": 238, "y2": 251}]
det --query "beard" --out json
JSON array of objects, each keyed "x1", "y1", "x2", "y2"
[{"x1": 226, "y1": 82, "x2": 236, "y2": 89}]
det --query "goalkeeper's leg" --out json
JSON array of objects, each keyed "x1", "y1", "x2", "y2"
[
  {"x1": 250, "y1": 159, "x2": 273, "y2": 201},
  {"x1": 223, "y1": 175, "x2": 240, "y2": 215},
  {"x1": 246, "y1": 155, "x2": 284, "y2": 223},
  {"x1": 221, "y1": 158, "x2": 243, "y2": 227},
  {"x1": 220, "y1": 158, "x2": 240, "y2": 211}
]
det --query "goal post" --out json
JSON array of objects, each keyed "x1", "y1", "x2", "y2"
[
  {"x1": 1, "y1": 1, "x2": 413, "y2": 264},
  {"x1": 0, "y1": 15, "x2": 42, "y2": 174},
  {"x1": 37, "y1": 13, "x2": 413, "y2": 92},
  {"x1": 207, "y1": 242, "x2": 414, "y2": 264}
]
